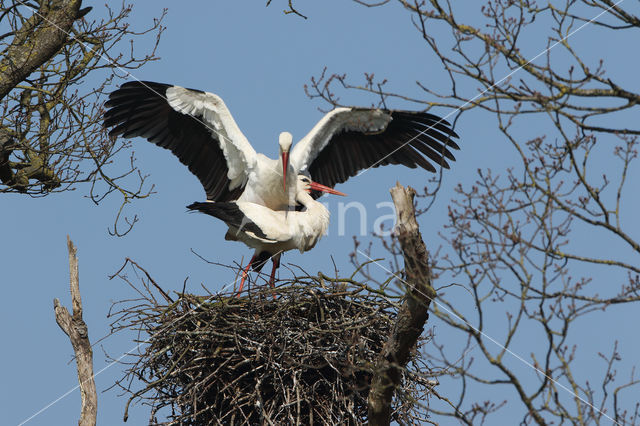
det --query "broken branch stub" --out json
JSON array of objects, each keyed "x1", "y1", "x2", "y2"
[
  {"x1": 367, "y1": 182, "x2": 435, "y2": 426},
  {"x1": 53, "y1": 236, "x2": 97, "y2": 426}
]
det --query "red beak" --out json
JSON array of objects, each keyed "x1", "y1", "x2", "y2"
[
  {"x1": 282, "y1": 151, "x2": 289, "y2": 191},
  {"x1": 309, "y1": 181, "x2": 346, "y2": 196}
]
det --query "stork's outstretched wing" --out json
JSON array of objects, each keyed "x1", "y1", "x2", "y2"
[
  {"x1": 290, "y1": 107, "x2": 459, "y2": 194},
  {"x1": 104, "y1": 81, "x2": 257, "y2": 201}
]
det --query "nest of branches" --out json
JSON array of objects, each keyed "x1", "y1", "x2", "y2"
[{"x1": 111, "y1": 272, "x2": 431, "y2": 425}]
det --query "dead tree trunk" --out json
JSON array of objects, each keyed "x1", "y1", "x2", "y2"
[
  {"x1": 53, "y1": 236, "x2": 97, "y2": 426},
  {"x1": 368, "y1": 183, "x2": 436, "y2": 426}
]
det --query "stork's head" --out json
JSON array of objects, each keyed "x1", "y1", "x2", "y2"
[
  {"x1": 297, "y1": 173, "x2": 346, "y2": 197},
  {"x1": 279, "y1": 132, "x2": 293, "y2": 191}
]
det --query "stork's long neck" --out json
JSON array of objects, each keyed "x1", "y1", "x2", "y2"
[
  {"x1": 295, "y1": 191, "x2": 318, "y2": 210},
  {"x1": 278, "y1": 132, "x2": 293, "y2": 202},
  {"x1": 295, "y1": 191, "x2": 330, "y2": 221},
  {"x1": 281, "y1": 158, "x2": 297, "y2": 207},
  {"x1": 293, "y1": 190, "x2": 330, "y2": 250}
]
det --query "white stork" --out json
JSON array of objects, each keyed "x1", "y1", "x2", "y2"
[
  {"x1": 103, "y1": 81, "x2": 460, "y2": 209},
  {"x1": 187, "y1": 173, "x2": 346, "y2": 292}
]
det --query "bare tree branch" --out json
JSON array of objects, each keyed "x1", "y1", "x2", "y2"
[
  {"x1": 265, "y1": 0, "x2": 307, "y2": 19},
  {"x1": 0, "y1": 1, "x2": 164, "y2": 235},
  {"x1": 368, "y1": 183, "x2": 435, "y2": 425},
  {"x1": 53, "y1": 236, "x2": 97, "y2": 426},
  {"x1": 0, "y1": 0, "x2": 85, "y2": 100}
]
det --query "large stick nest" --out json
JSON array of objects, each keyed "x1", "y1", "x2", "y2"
[{"x1": 111, "y1": 273, "x2": 432, "y2": 425}]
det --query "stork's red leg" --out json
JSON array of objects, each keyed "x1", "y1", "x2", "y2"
[
  {"x1": 237, "y1": 254, "x2": 256, "y2": 295},
  {"x1": 267, "y1": 257, "x2": 281, "y2": 300},
  {"x1": 268, "y1": 260, "x2": 277, "y2": 289},
  {"x1": 268, "y1": 255, "x2": 281, "y2": 289}
]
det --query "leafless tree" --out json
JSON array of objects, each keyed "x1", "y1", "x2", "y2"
[
  {"x1": 306, "y1": 0, "x2": 640, "y2": 423},
  {"x1": 0, "y1": 0, "x2": 164, "y2": 234}
]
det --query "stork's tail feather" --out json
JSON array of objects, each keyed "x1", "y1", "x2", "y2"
[
  {"x1": 187, "y1": 201, "x2": 226, "y2": 217},
  {"x1": 187, "y1": 201, "x2": 269, "y2": 240}
]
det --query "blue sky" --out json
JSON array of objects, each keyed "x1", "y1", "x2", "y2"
[{"x1": 3, "y1": 1, "x2": 638, "y2": 425}]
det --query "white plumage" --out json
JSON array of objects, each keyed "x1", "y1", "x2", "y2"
[{"x1": 187, "y1": 174, "x2": 344, "y2": 291}]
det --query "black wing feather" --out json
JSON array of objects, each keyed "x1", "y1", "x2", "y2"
[
  {"x1": 308, "y1": 110, "x2": 459, "y2": 197},
  {"x1": 104, "y1": 81, "x2": 243, "y2": 202}
]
